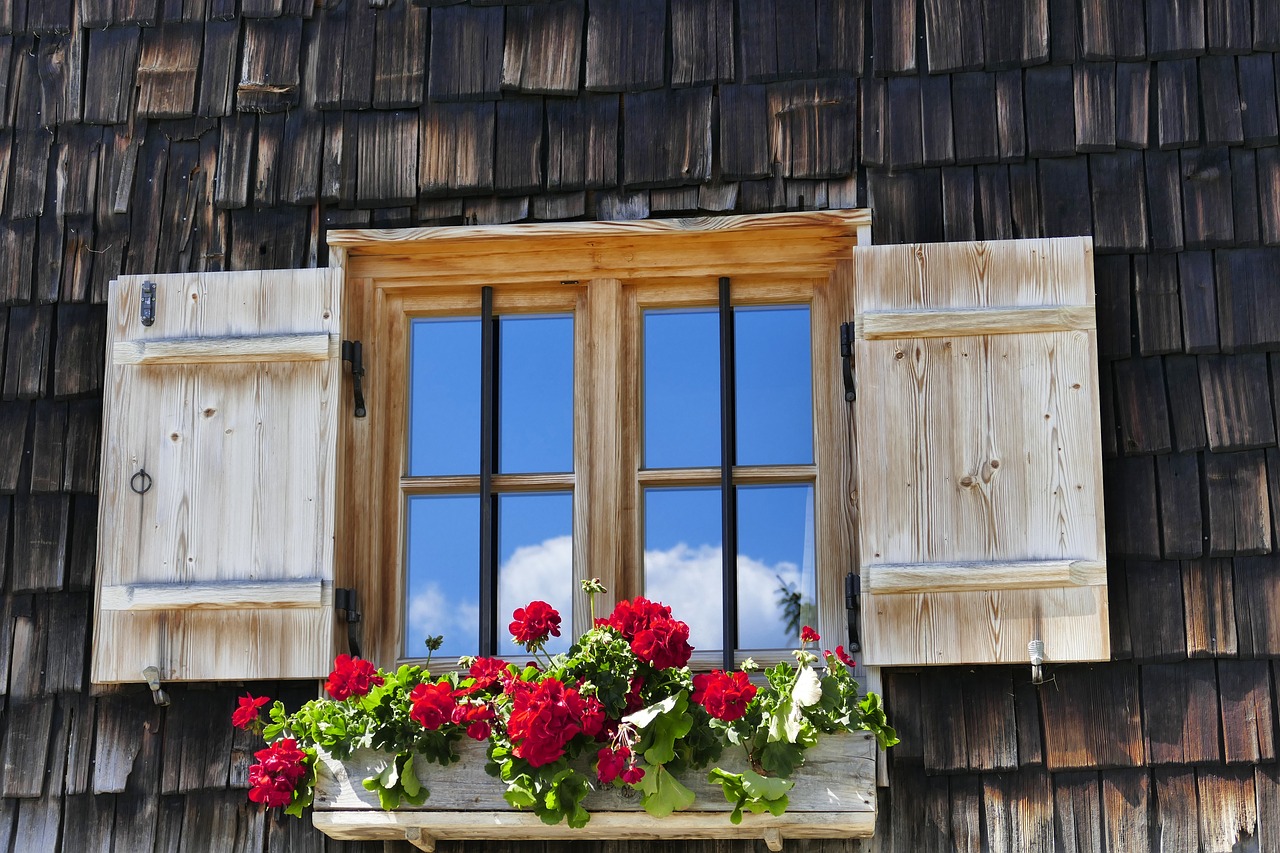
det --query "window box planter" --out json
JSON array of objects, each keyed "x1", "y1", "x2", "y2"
[{"x1": 310, "y1": 731, "x2": 877, "y2": 851}]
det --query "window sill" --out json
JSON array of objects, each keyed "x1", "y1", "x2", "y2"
[{"x1": 311, "y1": 732, "x2": 877, "y2": 850}]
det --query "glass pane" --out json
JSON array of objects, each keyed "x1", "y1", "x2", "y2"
[
  {"x1": 737, "y1": 484, "x2": 817, "y2": 650},
  {"x1": 409, "y1": 318, "x2": 481, "y2": 476},
  {"x1": 405, "y1": 495, "x2": 480, "y2": 658},
  {"x1": 500, "y1": 315, "x2": 574, "y2": 474},
  {"x1": 644, "y1": 309, "x2": 720, "y2": 469},
  {"x1": 643, "y1": 487, "x2": 722, "y2": 650},
  {"x1": 497, "y1": 492, "x2": 574, "y2": 656},
  {"x1": 734, "y1": 306, "x2": 813, "y2": 465}
]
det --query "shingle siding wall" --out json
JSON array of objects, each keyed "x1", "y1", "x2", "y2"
[{"x1": 0, "y1": 0, "x2": 1276, "y2": 850}]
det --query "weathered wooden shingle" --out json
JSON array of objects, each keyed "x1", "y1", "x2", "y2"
[
  {"x1": 1157, "y1": 452, "x2": 1204, "y2": 559},
  {"x1": 136, "y1": 23, "x2": 201, "y2": 119},
  {"x1": 1079, "y1": 0, "x2": 1147, "y2": 59},
  {"x1": 546, "y1": 94, "x2": 616, "y2": 190},
  {"x1": 27, "y1": 400, "x2": 65, "y2": 494},
  {"x1": 373, "y1": 1, "x2": 428, "y2": 108},
  {"x1": 1073, "y1": 62, "x2": 1115, "y2": 151},
  {"x1": 1206, "y1": 0, "x2": 1252, "y2": 53},
  {"x1": 923, "y1": 0, "x2": 983, "y2": 72},
  {"x1": 1090, "y1": 151, "x2": 1148, "y2": 252},
  {"x1": 1143, "y1": 660, "x2": 1222, "y2": 763},
  {"x1": 1218, "y1": 659, "x2": 1274, "y2": 763},
  {"x1": 1181, "y1": 147, "x2": 1236, "y2": 248},
  {"x1": 494, "y1": 98, "x2": 542, "y2": 193},
  {"x1": 623, "y1": 88, "x2": 711, "y2": 187},
  {"x1": 1133, "y1": 253, "x2": 1182, "y2": 356},
  {"x1": 1215, "y1": 249, "x2": 1280, "y2": 350},
  {"x1": 1157, "y1": 58, "x2": 1201, "y2": 148},
  {"x1": 1183, "y1": 557, "x2": 1238, "y2": 657},
  {"x1": 503, "y1": 0, "x2": 583, "y2": 94},
  {"x1": 719, "y1": 84, "x2": 770, "y2": 180},
  {"x1": 1146, "y1": 148, "x2": 1186, "y2": 250},
  {"x1": 11, "y1": 495, "x2": 68, "y2": 592},
  {"x1": 1204, "y1": 449, "x2": 1271, "y2": 556},
  {"x1": 1231, "y1": 148, "x2": 1261, "y2": 246},
  {"x1": 1115, "y1": 61, "x2": 1150, "y2": 147},
  {"x1": 1126, "y1": 560, "x2": 1189, "y2": 660},
  {"x1": 884, "y1": 76, "x2": 923, "y2": 170},
  {"x1": 983, "y1": 769, "x2": 1054, "y2": 851},
  {"x1": 195, "y1": 18, "x2": 239, "y2": 117},
  {"x1": 1198, "y1": 354, "x2": 1275, "y2": 450},
  {"x1": 1147, "y1": 0, "x2": 1207, "y2": 58},
  {"x1": 1037, "y1": 155, "x2": 1091, "y2": 236},
  {"x1": 870, "y1": 0, "x2": 915, "y2": 75},
  {"x1": 584, "y1": 0, "x2": 663, "y2": 92},
  {"x1": 1113, "y1": 357, "x2": 1172, "y2": 454},
  {"x1": 1236, "y1": 553, "x2": 1280, "y2": 656},
  {"x1": 237, "y1": 17, "x2": 302, "y2": 112},
  {"x1": 922, "y1": 668, "x2": 1017, "y2": 772},
  {"x1": 951, "y1": 72, "x2": 998, "y2": 165},
  {"x1": 1104, "y1": 455, "x2": 1161, "y2": 557},
  {"x1": 983, "y1": 0, "x2": 1048, "y2": 66},
  {"x1": 1025, "y1": 66, "x2": 1074, "y2": 157},
  {"x1": 769, "y1": 78, "x2": 857, "y2": 178},
  {"x1": 356, "y1": 110, "x2": 418, "y2": 207},
  {"x1": 1238, "y1": 53, "x2": 1279, "y2": 146}
]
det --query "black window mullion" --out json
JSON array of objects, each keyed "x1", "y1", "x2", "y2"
[
  {"x1": 718, "y1": 277, "x2": 737, "y2": 672},
  {"x1": 479, "y1": 286, "x2": 498, "y2": 655}
]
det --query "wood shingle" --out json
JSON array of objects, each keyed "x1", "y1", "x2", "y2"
[{"x1": 503, "y1": 0, "x2": 583, "y2": 95}]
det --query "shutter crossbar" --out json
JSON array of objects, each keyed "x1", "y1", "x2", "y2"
[
  {"x1": 114, "y1": 333, "x2": 339, "y2": 365},
  {"x1": 100, "y1": 579, "x2": 331, "y2": 611},
  {"x1": 864, "y1": 559, "x2": 1106, "y2": 595},
  {"x1": 854, "y1": 305, "x2": 1095, "y2": 340}
]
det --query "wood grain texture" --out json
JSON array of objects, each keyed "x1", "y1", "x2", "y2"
[
  {"x1": 92, "y1": 269, "x2": 342, "y2": 683},
  {"x1": 866, "y1": 559, "x2": 1106, "y2": 594},
  {"x1": 99, "y1": 578, "x2": 329, "y2": 611},
  {"x1": 112, "y1": 332, "x2": 336, "y2": 365},
  {"x1": 855, "y1": 305, "x2": 1096, "y2": 340},
  {"x1": 854, "y1": 238, "x2": 1108, "y2": 665}
]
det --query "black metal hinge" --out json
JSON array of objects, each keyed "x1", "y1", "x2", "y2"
[
  {"x1": 845, "y1": 572, "x2": 862, "y2": 654},
  {"x1": 140, "y1": 281, "x2": 156, "y2": 327},
  {"x1": 335, "y1": 587, "x2": 363, "y2": 658},
  {"x1": 341, "y1": 340, "x2": 367, "y2": 418},
  {"x1": 839, "y1": 322, "x2": 856, "y2": 401}
]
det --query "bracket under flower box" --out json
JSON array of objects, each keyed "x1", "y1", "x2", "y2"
[{"x1": 310, "y1": 731, "x2": 877, "y2": 850}]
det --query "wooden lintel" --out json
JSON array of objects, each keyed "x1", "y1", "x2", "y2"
[
  {"x1": 863, "y1": 559, "x2": 1107, "y2": 595},
  {"x1": 854, "y1": 305, "x2": 1096, "y2": 340},
  {"x1": 99, "y1": 579, "x2": 331, "y2": 611},
  {"x1": 114, "y1": 333, "x2": 339, "y2": 365}
]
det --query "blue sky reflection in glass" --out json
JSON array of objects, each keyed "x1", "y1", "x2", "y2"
[
  {"x1": 405, "y1": 314, "x2": 574, "y2": 657},
  {"x1": 644, "y1": 309, "x2": 720, "y2": 468},
  {"x1": 735, "y1": 306, "x2": 813, "y2": 465},
  {"x1": 737, "y1": 484, "x2": 816, "y2": 649},
  {"x1": 405, "y1": 494, "x2": 479, "y2": 658},
  {"x1": 644, "y1": 487, "x2": 722, "y2": 649},
  {"x1": 498, "y1": 492, "x2": 573, "y2": 656}
]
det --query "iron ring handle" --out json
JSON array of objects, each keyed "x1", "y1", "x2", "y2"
[{"x1": 130, "y1": 468, "x2": 153, "y2": 495}]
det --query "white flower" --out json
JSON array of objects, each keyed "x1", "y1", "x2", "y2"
[{"x1": 791, "y1": 667, "x2": 822, "y2": 708}]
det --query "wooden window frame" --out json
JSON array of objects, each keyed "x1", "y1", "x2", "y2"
[{"x1": 328, "y1": 211, "x2": 872, "y2": 669}]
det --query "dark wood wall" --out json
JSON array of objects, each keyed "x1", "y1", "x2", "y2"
[{"x1": 0, "y1": 0, "x2": 1276, "y2": 850}]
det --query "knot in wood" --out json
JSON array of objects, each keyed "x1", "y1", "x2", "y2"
[{"x1": 959, "y1": 475, "x2": 976, "y2": 488}]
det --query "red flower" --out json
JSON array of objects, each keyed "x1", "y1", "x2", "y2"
[
  {"x1": 692, "y1": 670, "x2": 758, "y2": 722},
  {"x1": 835, "y1": 645, "x2": 856, "y2": 668},
  {"x1": 604, "y1": 597, "x2": 672, "y2": 640},
  {"x1": 247, "y1": 738, "x2": 309, "y2": 808},
  {"x1": 452, "y1": 701, "x2": 497, "y2": 740},
  {"x1": 458, "y1": 657, "x2": 510, "y2": 696},
  {"x1": 506, "y1": 678, "x2": 600, "y2": 767},
  {"x1": 324, "y1": 654, "x2": 384, "y2": 701},
  {"x1": 232, "y1": 693, "x2": 270, "y2": 730},
  {"x1": 596, "y1": 745, "x2": 643, "y2": 785},
  {"x1": 409, "y1": 682, "x2": 458, "y2": 730},
  {"x1": 508, "y1": 601, "x2": 562, "y2": 647},
  {"x1": 630, "y1": 615, "x2": 693, "y2": 669},
  {"x1": 800, "y1": 626, "x2": 820, "y2": 643}
]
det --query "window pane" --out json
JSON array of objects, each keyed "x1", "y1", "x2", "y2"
[
  {"x1": 498, "y1": 492, "x2": 574, "y2": 656},
  {"x1": 405, "y1": 495, "x2": 480, "y2": 658},
  {"x1": 500, "y1": 315, "x2": 573, "y2": 474},
  {"x1": 734, "y1": 306, "x2": 813, "y2": 465},
  {"x1": 737, "y1": 484, "x2": 817, "y2": 650},
  {"x1": 644, "y1": 309, "x2": 720, "y2": 468},
  {"x1": 409, "y1": 318, "x2": 480, "y2": 476},
  {"x1": 643, "y1": 487, "x2": 722, "y2": 651}
]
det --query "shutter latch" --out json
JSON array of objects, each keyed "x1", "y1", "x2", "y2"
[
  {"x1": 336, "y1": 588, "x2": 363, "y2": 658},
  {"x1": 341, "y1": 340, "x2": 367, "y2": 418},
  {"x1": 839, "y1": 322, "x2": 855, "y2": 401},
  {"x1": 142, "y1": 665, "x2": 171, "y2": 706},
  {"x1": 140, "y1": 281, "x2": 157, "y2": 327},
  {"x1": 845, "y1": 572, "x2": 861, "y2": 653}
]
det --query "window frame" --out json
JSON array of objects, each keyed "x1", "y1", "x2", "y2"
[{"x1": 329, "y1": 211, "x2": 872, "y2": 670}]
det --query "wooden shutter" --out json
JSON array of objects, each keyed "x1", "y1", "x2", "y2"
[
  {"x1": 92, "y1": 269, "x2": 343, "y2": 683},
  {"x1": 852, "y1": 238, "x2": 1108, "y2": 666}
]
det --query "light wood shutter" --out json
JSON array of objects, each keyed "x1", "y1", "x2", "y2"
[
  {"x1": 852, "y1": 238, "x2": 1108, "y2": 666},
  {"x1": 92, "y1": 269, "x2": 343, "y2": 683}
]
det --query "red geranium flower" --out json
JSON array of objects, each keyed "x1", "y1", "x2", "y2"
[
  {"x1": 458, "y1": 657, "x2": 510, "y2": 696},
  {"x1": 596, "y1": 745, "x2": 643, "y2": 784},
  {"x1": 630, "y1": 615, "x2": 693, "y2": 669},
  {"x1": 324, "y1": 654, "x2": 384, "y2": 701},
  {"x1": 800, "y1": 626, "x2": 820, "y2": 643},
  {"x1": 509, "y1": 600, "x2": 562, "y2": 646},
  {"x1": 507, "y1": 678, "x2": 600, "y2": 767},
  {"x1": 247, "y1": 738, "x2": 309, "y2": 808},
  {"x1": 835, "y1": 645, "x2": 856, "y2": 668},
  {"x1": 692, "y1": 670, "x2": 758, "y2": 722},
  {"x1": 604, "y1": 597, "x2": 672, "y2": 640},
  {"x1": 232, "y1": 693, "x2": 270, "y2": 730},
  {"x1": 452, "y1": 701, "x2": 497, "y2": 740},
  {"x1": 409, "y1": 682, "x2": 458, "y2": 730}
]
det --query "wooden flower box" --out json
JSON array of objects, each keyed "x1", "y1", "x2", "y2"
[{"x1": 311, "y1": 731, "x2": 877, "y2": 851}]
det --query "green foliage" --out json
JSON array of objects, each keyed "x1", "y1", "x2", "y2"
[
  {"x1": 637, "y1": 764, "x2": 696, "y2": 818},
  {"x1": 362, "y1": 753, "x2": 430, "y2": 810},
  {"x1": 707, "y1": 768, "x2": 793, "y2": 824}
]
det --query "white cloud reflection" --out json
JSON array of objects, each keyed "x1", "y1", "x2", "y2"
[{"x1": 407, "y1": 536, "x2": 815, "y2": 656}]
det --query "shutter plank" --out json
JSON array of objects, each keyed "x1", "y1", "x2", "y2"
[
  {"x1": 92, "y1": 269, "x2": 341, "y2": 683},
  {"x1": 854, "y1": 238, "x2": 1108, "y2": 666}
]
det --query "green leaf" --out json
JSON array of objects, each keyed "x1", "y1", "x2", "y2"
[
  {"x1": 740, "y1": 769, "x2": 794, "y2": 802},
  {"x1": 637, "y1": 764, "x2": 696, "y2": 818},
  {"x1": 400, "y1": 756, "x2": 423, "y2": 799},
  {"x1": 758, "y1": 741, "x2": 804, "y2": 777}
]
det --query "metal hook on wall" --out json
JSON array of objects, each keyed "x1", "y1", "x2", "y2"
[
  {"x1": 143, "y1": 666, "x2": 171, "y2": 706},
  {"x1": 1028, "y1": 639, "x2": 1046, "y2": 685}
]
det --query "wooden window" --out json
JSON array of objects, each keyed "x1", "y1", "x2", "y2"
[{"x1": 91, "y1": 214, "x2": 1109, "y2": 683}]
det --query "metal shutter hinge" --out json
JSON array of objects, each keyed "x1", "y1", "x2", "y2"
[
  {"x1": 140, "y1": 281, "x2": 157, "y2": 327},
  {"x1": 845, "y1": 572, "x2": 861, "y2": 654},
  {"x1": 336, "y1": 588, "x2": 363, "y2": 658},
  {"x1": 341, "y1": 340, "x2": 367, "y2": 418},
  {"x1": 839, "y1": 322, "x2": 856, "y2": 401}
]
